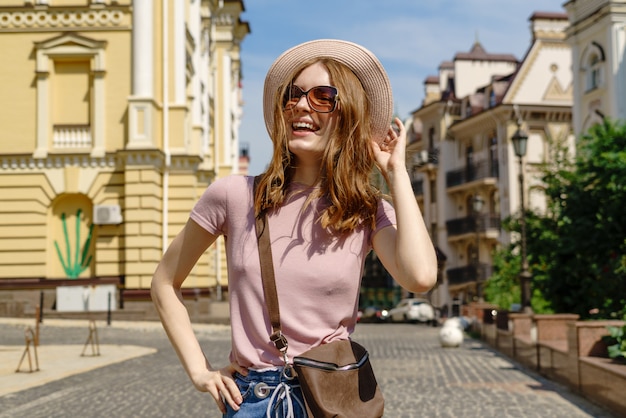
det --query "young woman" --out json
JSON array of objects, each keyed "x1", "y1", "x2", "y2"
[{"x1": 151, "y1": 39, "x2": 437, "y2": 417}]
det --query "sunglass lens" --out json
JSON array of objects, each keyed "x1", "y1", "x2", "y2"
[
  {"x1": 309, "y1": 87, "x2": 337, "y2": 112},
  {"x1": 283, "y1": 85, "x2": 303, "y2": 109},
  {"x1": 282, "y1": 85, "x2": 337, "y2": 113}
]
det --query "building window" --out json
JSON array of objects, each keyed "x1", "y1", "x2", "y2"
[
  {"x1": 581, "y1": 42, "x2": 605, "y2": 93},
  {"x1": 52, "y1": 60, "x2": 92, "y2": 149},
  {"x1": 489, "y1": 90, "x2": 496, "y2": 108},
  {"x1": 34, "y1": 33, "x2": 107, "y2": 158},
  {"x1": 588, "y1": 55, "x2": 602, "y2": 90}
]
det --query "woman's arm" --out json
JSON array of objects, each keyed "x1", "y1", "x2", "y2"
[
  {"x1": 151, "y1": 218, "x2": 244, "y2": 414},
  {"x1": 370, "y1": 118, "x2": 438, "y2": 294}
]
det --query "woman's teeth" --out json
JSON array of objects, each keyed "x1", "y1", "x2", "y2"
[{"x1": 293, "y1": 121, "x2": 316, "y2": 131}]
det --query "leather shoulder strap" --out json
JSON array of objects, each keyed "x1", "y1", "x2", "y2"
[{"x1": 253, "y1": 176, "x2": 288, "y2": 353}]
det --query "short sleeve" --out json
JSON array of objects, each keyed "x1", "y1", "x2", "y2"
[
  {"x1": 189, "y1": 176, "x2": 231, "y2": 235},
  {"x1": 370, "y1": 198, "x2": 396, "y2": 245}
]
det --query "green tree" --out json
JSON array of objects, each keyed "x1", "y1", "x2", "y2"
[
  {"x1": 486, "y1": 119, "x2": 626, "y2": 318},
  {"x1": 483, "y1": 245, "x2": 520, "y2": 310},
  {"x1": 532, "y1": 120, "x2": 625, "y2": 318},
  {"x1": 484, "y1": 217, "x2": 552, "y2": 313}
]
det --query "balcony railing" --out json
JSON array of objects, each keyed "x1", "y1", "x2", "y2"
[
  {"x1": 446, "y1": 160, "x2": 499, "y2": 188},
  {"x1": 446, "y1": 263, "x2": 493, "y2": 286},
  {"x1": 53, "y1": 124, "x2": 92, "y2": 148},
  {"x1": 413, "y1": 147, "x2": 439, "y2": 167},
  {"x1": 446, "y1": 214, "x2": 501, "y2": 237}
]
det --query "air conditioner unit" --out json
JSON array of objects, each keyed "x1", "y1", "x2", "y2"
[{"x1": 93, "y1": 205, "x2": 123, "y2": 225}]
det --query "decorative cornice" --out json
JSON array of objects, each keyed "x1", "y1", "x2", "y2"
[
  {"x1": 119, "y1": 150, "x2": 164, "y2": 169},
  {"x1": 0, "y1": 154, "x2": 117, "y2": 171},
  {"x1": 169, "y1": 155, "x2": 203, "y2": 173},
  {"x1": 0, "y1": 8, "x2": 128, "y2": 31},
  {"x1": 0, "y1": 152, "x2": 206, "y2": 172},
  {"x1": 119, "y1": 150, "x2": 204, "y2": 173}
]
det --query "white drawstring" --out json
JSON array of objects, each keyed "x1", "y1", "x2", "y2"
[{"x1": 265, "y1": 382, "x2": 307, "y2": 418}]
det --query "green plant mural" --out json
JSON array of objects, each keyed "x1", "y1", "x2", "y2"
[{"x1": 54, "y1": 209, "x2": 94, "y2": 278}]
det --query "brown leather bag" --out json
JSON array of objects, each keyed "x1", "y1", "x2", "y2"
[
  {"x1": 254, "y1": 192, "x2": 384, "y2": 417},
  {"x1": 293, "y1": 339, "x2": 384, "y2": 417}
]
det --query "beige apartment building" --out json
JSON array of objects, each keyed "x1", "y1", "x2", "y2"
[
  {"x1": 407, "y1": 12, "x2": 574, "y2": 315},
  {"x1": 0, "y1": 0, "x2": 249, "y2": 314},
  {"x1": 565, "y1": 0, "x2": 626, "y2": 135}
]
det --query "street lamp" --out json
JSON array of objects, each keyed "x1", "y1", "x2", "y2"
[
  {"x1": 472, "y1": 194, "x2": 485, "y2": 300},
  {"x1": 511, "y1": 126, "x2": 532, "y2": 312}
]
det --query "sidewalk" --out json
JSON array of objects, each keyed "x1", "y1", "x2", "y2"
[
  {"x1": 0, "y1": 318, "x2": 225, "y2": 397},
  {"x1": 0, "y1": 318, "x2": 617, "y2": 418}
]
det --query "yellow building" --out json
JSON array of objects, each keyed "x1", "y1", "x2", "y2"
[{"x1": 0, "y1": 0, "x2": 249, "y2": 313}]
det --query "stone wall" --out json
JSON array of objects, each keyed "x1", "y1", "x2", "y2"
[{"x1": 471, "y1": 305, "x2": 626, "y2": 417}]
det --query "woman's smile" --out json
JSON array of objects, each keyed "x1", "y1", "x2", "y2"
[{"x1": 285, "y1": 62, "x2": 336, "y2": 161}]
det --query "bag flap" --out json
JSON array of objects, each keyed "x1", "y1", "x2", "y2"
[{"x1": 294, "y1": 340, "x2": 368, "y2": 368}]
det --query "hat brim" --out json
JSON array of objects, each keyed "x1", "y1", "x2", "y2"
[{"x1": 263, "y1": 39, "x2": 393, "y2": 143}]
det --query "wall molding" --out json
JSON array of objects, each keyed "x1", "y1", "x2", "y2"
[{"x1": 0, "y1": 8, "x2": 128, "y2": 31}]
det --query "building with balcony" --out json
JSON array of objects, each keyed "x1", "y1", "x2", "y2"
[
  {"x1": 0, "y1": 1, "x2": 249, "y2": 308},
  {"x1": 406, "y1": 12, "x2": 574, "y2": 315}
]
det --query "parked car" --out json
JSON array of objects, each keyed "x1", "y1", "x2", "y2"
[
  {"x1": 358, "y1": 306, "x2": 390, "y2": 323},
  {"x1": 387, "y1": 298, "x2": 435, "y2": 324}
]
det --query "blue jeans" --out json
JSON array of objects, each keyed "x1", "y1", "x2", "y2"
[{"x1": 223, "y1": 369, "x2": 308, "y2": 418}]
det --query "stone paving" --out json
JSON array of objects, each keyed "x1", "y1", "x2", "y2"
[{"x1": 0, "y1": 319, "x2": 618, "y2": 418}]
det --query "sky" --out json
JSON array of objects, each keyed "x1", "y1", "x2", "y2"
[{"x1": 238, "y1": 0, "x2": 568, "y2": 175}]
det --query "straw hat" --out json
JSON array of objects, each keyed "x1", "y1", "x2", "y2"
[{"x1": 263, "y1": 39, "x2": 393, "y2": 143}]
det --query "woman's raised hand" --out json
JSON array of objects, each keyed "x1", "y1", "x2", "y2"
[{"x1": 371, "y1": 117, "x2": 407, "y2": 178}]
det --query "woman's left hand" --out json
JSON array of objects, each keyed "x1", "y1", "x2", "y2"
[
  {"x1": 370, "y1": 116, "x2": 439, "y2": 293},
  {"x1": 371, "y1": 117, "x2": 407, "y2": 177}
]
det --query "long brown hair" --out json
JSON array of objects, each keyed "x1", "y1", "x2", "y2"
[{"x1": 254, "y1": 58, "x2": 381, "y2": 234}]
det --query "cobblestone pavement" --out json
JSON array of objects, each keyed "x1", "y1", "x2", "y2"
[{"x1": 0, "y1": 320, "x2": 617, "y2": 418}]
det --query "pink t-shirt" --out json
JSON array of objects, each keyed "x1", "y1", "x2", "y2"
[{"x1": 190, "y1": 175, "x2": 396, "y2": 369}]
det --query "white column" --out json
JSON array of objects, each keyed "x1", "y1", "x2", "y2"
[
  {"x1": 612, "y1": 23, "x2": 626, "y2": 120},
  {"x1": 34, "y1": 71, "x2": 49, "y2": 159},
  {"x1": 190, "y1": 1, "x2": 202, "y2": 126},
  {"x1": 91, "y1": 71, "x2": 106, "y2": 157},
  {"x1": 174, "y1": 0, "x2": 186, "y2": 105},
  {"x1": 128, "y1": 0, "x2": 155, "y2": 148},
  {"x1": 220, "y1": 54, "x2": 232, "y2": 167},
  {"x1": 132, "y1": 0, "x2": 153, "y2": 97},
  {"x1": 569, "y1": 43, "x2": 583, "y2": 137}
]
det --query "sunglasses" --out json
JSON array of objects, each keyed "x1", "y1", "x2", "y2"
[{"x1": 282, "y1": 85, "x2": 339, "y2": 113}]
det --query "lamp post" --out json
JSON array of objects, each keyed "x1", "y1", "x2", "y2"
[
  {"x1": 472, "y1": 194, "x2": 485, "y2": 301},
  {"x1": 511, "y1": 126, "x2": 532, "y2": 312}
]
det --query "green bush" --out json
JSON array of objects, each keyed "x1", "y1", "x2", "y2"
[{"x1": 603, "y1": 324, "x2": 626, "y2": 361}]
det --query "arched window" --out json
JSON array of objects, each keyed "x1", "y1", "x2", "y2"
[
  {"x1": 49, "y1": 195, "x2": 95, "y2": 278},
  {"x1": 581, "y1": 42, "x2": 605, "y2": 92},
  {"x1": 588, "y1": 54, "x2": 602, "y2": 90}
]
